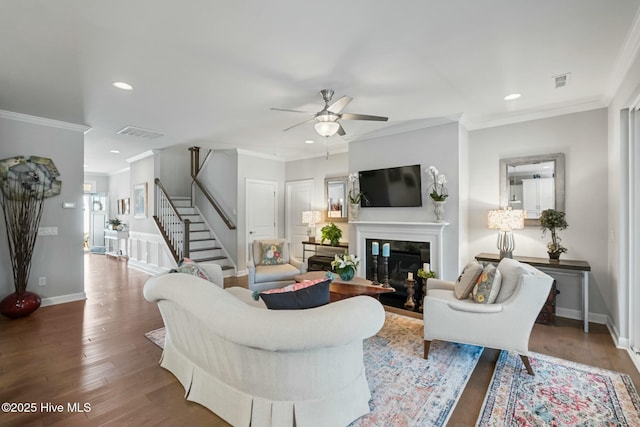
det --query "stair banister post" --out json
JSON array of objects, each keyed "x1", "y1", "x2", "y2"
[{"x1": 183, "y1": 218, "x2": 190, "y2": 259}]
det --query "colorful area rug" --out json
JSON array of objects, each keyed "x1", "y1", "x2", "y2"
[
  {"x1": 477, "y1": 350, "x2": 640, "y2": 426},
  {"x1": 146, "y1": 312, "x2": 483, "y2": 427}
]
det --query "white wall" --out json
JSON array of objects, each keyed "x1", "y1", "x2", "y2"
[
  {"x1": 196, "y1": 148, "x2": 239, "y2": 263},
  {"x1": 237, "y1": 150, "x2": 285, "y2": 272},
  {"x1": 285, "y1": 152, "x2": 349, "y2": 241},
  {"x1": 84, "y1": 173, "x2": 109, "y2": 193},
  {"x1": 157, "y1": 144, "x2": 191, "y2": 197},
  {"x1": 0, "y1": 113, "x2": 86, "y2": 304},
  {"x1": 607, "y1": 48, "x2": 640, "y2": 342},
  {"x1": 348, "y1": 122, "x2": 461, "y2": 281},
  {"x1": 467, "y1": 109, "x2": 609, "y2": 319},
  {"x1": 108, "y1": 169, "x2": 131, "y2": 227}
]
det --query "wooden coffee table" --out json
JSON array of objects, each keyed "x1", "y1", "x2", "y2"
[{"x1": 294, "y1": 271, "x2": 395, "y2": 302}]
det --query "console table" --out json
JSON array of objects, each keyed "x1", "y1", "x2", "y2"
[
  {"x1": 301, "y1": 240, "x2": 348, "y2": 261},
  {"x1": 104, "y1": 229, "x2": 129, "y2": 259},
  {"x1": 475, "y1": 253, "x2": 591, "y2": 333}
]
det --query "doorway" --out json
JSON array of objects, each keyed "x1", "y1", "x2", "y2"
[{"x1": 83, "y1": 192, "x2": 108, "y2": 250}]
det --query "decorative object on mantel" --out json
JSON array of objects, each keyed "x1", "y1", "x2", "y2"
[
  {"x1": 301, "y1": 210, "x2": 322, "y2": 242},
  {"x1": 347, "y1": 172, "x2": 364, "y2": 220},
  {"x1": 331, "y1": 253, "x2": 360, "y2": 281},
  {"x1": 487, "y1": 208, "x2": 525, "y2": 258},
  {"x1": 0, "y1": 155, "x2": 61, "y2": 318},
  {"x1": 320, "y1": 222, "x2": 343, "y2": 246},
  {"x1": 381, "y1": 242, "x2": 391, "y2": 287},
  {"x1": 540, "y1": 209, "x2": 568, "y2": 260},
  {"x1": 417, "y1": 264, "x2": 436, "y2": 312},
  {"x1": 427, "y1": 165, "x2": 448, "y2": 222}
]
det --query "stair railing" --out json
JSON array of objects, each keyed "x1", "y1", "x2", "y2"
[
  {"x1": 153, "y1": 178, "x2": 190, "y2": 262},
  {"x1": 189, "y1": 147, "x2": 236, "y2": 230}
]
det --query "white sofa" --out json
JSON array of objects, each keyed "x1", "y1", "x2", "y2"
[
  {"x1": 423, "y1": 258, "x2": 553, "y2": 375},
  {"x1": 143, "y1": 267, "x2": 385, "y2": 427}
]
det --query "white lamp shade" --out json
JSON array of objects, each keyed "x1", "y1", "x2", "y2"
[
  {"x1": 488, "y1": 209, "x2": 525, "y2": 231},
  {"x1": 314, "y1": 121, "x2": 340, "y2": 137},
  {"x1": 302, "y1": 210, "x2": 322, "y2": 224}
]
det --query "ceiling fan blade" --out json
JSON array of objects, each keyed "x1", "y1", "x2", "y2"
[
  {"x1": 341, "y1": 113, "x2": 388, "y2": 122},
  {"x1": 282, "y1": 118, "x2": 315, "y2": 132},
  {"x1": 337, "y1": 123, "x2": 346, "y2": 136},
  {"x1": 271, "y1": 108, "x2": 316, "y2": 114},
  {"x1": 327, "y1": 96, "x2": 353, "y2": 114}
]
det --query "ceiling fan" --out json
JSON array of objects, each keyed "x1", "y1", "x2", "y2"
[{"x1": 271, "y1": 89, "x2": 388, "y2": 137}]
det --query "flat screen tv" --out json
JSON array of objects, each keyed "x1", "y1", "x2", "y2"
[{"x1": 358, "y1": 164, "x2": 422, "y2": 207}]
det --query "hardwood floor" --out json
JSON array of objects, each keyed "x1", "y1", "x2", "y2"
[{"x1": 0, "y1": 253, "x2": 638, "y2": 427}]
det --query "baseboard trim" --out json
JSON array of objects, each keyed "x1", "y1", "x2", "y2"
[
  {"x1": 127, "y1": 259, "x2": 169, "y2": 276},
  {"x1": 41, "y1": 292, "x2": 86, "y2": 307},
  {"x1": 556, "y1": 307, "x2": 608, "y2": 325}
]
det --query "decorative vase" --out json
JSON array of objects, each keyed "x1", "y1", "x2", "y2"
[
  {"x1": 548, "y1": 251, "x2": 561, "y2": 260},
  {"x1": 0, "y1": 291, "x2": 41, "y2": 318},
  {"x1": 337, "y1": 267, "x2": 355, "y2": 281},
  {"x1": 433, "y1": 200, "x2": 446, "y2": 222},
  {"x1": 349, "y1": 203, "x2": 360, "y2": 220}
]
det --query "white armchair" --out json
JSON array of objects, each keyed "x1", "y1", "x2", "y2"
[
  {"x1": 247, "y1": 239, "x2": 306, "y2": 292},
  {"x1": 423, "y1": 258, "x2": 553, "y2": 375}
]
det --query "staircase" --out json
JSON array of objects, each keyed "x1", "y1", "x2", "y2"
[{"x1": 155, "y1": 193, "x2": 236, "y2": 276}]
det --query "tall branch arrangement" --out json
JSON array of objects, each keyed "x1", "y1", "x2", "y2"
[
  {"x1": 0, "y1": 156, "x2": 61, "y2": 295},
  {"x1": 0, "y1": 179, "x2": 46, "y2": 294}
]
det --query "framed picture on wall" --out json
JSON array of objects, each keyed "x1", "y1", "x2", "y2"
[
  {"x1": 117, "y1": 199, "x2": 123, "y2": 215},
  {"x1": 134, "y1": 183, "x2": 148, "y2": 219},
  {"x1": 123, "y1": 197, "x2": 130, "y2": 215}
]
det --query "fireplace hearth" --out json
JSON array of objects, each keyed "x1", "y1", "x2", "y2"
[{"x1": 365, "y1": 239, "x2": 430, "y2": 312}]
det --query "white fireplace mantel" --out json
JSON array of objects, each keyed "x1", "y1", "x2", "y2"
[{"x1": 352, "y1": 221, "x2": 449, "y2": 277}]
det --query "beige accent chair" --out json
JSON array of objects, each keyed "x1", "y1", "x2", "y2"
[
  {"x1": 247, "y1": 239, "x2": 306, "y2": 292},
  {"x1": 144, "y1": 269, "x2": 385, "y2": 427},
  {"x1": 423, "y1": 258, "x2": 553, "y2": 375}
]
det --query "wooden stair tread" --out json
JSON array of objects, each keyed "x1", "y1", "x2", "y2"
[
  {"x1": 189, "y1": 246, "x2": 220, "y2": 252},
  {"x1": 192, "y1": 255, "x2": 226, "y2": 262}
]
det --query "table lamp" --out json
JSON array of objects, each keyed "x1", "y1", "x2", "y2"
[
  {"x1": 488, "y1": 209, "x2": 525, "y2": 258},
  {"x1": 301, "y1": 210, "x2": 322, "y2": 242}
]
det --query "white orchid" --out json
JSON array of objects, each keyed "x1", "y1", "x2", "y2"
[
  {"x1": 427, "y1": 165, "x2": 449, "y2": 201},
  {"x1": 331, "y1": 253, "x2": 360, "y2": 270},
  {"x1": 347, "y1": 172, "x2": 363, "y2": 203}
]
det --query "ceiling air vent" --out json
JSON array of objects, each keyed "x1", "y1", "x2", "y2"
[
  {"x1": 116, "y1": 125, "x2": 164, "y2": 139},
  {"x1": 554, "y1": 73, "x2": 571, "y2": 89}
]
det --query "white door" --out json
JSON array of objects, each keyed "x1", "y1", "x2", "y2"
[
  {"x1": 285, "y1": 179, "x2": 314, "y2": 259},
  {"x1": 246, "y1": 179, "x2": 277, "y2": 246}
]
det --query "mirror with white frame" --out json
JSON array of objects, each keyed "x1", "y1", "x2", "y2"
[
  {"x1": 499, "y1": 153, "x2": 565, "y2": 226},
  {"x1": 325, "y1": 176, "x2": 348, "y2": 222}
]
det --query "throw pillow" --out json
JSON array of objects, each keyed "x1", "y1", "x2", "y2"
[
  {"x1": 472, "y1": 264, "x2": 502, "y2": 304},
  {"x1": 257, "y1": 279, "x2": 331, "y2": 310},
  {"x1": 454, "y1": 261, "x2": 484, "y2": 300},
  {"x1": 261, "y1": 241, "x2": 286, "y2": 265},
  {"x1": 494, "y1": 257, "x2": 529, "y2": 303},
  {"x1": 171, "y1": 258, "x2": 213, "y2": 282}
]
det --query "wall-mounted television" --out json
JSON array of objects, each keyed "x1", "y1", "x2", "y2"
[{"x1": 358, "y1": 164, "x2": 422, "y2": 207}]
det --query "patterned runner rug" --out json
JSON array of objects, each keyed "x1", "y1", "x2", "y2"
[
  {"x1": 477, "y1": 350, "x2": 640, "y2": 426},
  {"x1": 146, "y1": 311, "x2": 483, "y2": 426}
]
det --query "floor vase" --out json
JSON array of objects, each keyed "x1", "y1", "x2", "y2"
[{"x1": 0, "y1": 291, "x2": 41, "y2": 318}]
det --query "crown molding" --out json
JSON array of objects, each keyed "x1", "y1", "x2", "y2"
[
  {"x1": 236, "y1": 148, "x2": 285, "y2": 162},
  {"x1": 343, "y1": 114, "x2": 463, "y2": 143},
  {"x1": 462, "y1": 97, "x2": 607, "y2": 130},
  {"x1": 0, "y1": 109, "x2": 91, "y2": 133},
  {"x1": 126, "y1": 150, "x2": 157, "y2": 163},
  {"x1": 606, "y1": 6, "x2": 640, "y2": 99}
]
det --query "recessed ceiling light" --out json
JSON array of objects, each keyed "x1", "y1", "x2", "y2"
[
  {"x1": 112, "y1": 81, "x2": 133, "y2": 91},
  {"x1": 110, "y1": 150, "x2": 121, "y2": 154},
  {"x1": 305, "y1": 140, "x2": 315, "y2": 144},
  {"x1": 504, "y1": 93, "x2": 521, "y2": 101}
]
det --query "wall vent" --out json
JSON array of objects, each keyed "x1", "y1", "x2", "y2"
[
  {"x1": 116, "y1": 125, "x2": 164, "y2": 139},
  {"x1": 554, "y1": 73, "x2": 571, "y2": 89}
]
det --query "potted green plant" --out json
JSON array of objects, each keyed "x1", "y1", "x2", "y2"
[
  {"x1": 107, "y1": 218, "x2": 122, "y2": 230},
  {"x1": 540, "y1": 209, "x2": 569, "y2": 260},
  {"x1": 331, "y1": 253, "x2": 360, "y2": 281},
  {"x1": 320, "y1": 222, "x2": 343, "y2": 246}
]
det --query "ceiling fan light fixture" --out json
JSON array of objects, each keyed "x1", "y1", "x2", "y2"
[{"x1": 314, "y1": 121, "x2": 340, "y2": 137}]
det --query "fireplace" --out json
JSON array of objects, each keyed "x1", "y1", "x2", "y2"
[
  {"x1": 353, "y1": 221, "x2": 449, "y2": 312},
  {"x1": 365, "y1": 239, "x2": 430, "y2": 311}
]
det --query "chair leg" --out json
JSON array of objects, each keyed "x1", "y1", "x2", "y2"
[
  {"x1": 424, "y1": 340, "x2": 431, "y2": 359},
  {"x1": 520, "y1": 355, "x2": 535, "y2": 375}
]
